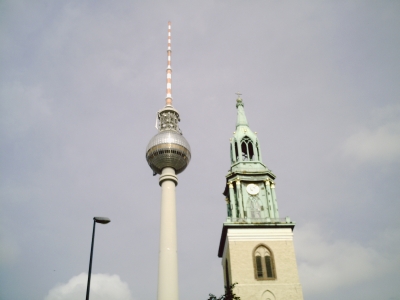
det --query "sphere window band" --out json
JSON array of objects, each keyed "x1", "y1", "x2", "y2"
[{"x1": 146, "y1": 130, "x2": 191, "y2": 175}]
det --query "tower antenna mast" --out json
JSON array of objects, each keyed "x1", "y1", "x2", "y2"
[{"x1": 166, "y1": 21, "x2": 172, "y2": 106}]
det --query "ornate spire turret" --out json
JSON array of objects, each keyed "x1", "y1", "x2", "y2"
[
  {"x1": 223, "y1": 94, "x2": 288, "y2": 224},
  {"x1": 229, "y1": 94, "x2": 264, "y2": 169}
]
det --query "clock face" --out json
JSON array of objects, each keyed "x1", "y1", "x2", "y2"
[{"x1": 246, "y1": 183, "x2": 260, "y2": 195}]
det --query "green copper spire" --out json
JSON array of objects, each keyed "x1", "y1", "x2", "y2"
[
  {"x1": 222, "y1": 94, "x2": 293, "y2": 226},
  {"x1": 230, "y1": 94, "x2": 264, "y2": 169}
]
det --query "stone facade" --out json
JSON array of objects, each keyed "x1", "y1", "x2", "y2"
[{"x1": 222, "y1": 228, "x2": 303, "y2": 300}]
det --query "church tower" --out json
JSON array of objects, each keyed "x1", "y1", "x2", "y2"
[{"x1": 218, "y1": 94, "x2": 303, "y2": 300}]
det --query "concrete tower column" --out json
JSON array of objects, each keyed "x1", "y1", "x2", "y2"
[{"x1": 158, "y1": 167, "x2": 179, "y2": 300}]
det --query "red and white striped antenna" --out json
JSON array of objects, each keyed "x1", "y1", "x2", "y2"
[{"x1": 166, "y1": 21, "x2": 172, "y2": 106}]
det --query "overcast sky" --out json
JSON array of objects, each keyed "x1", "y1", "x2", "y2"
[{"x1": 1, "y1": 1, "x2": 400, "y2": 299}]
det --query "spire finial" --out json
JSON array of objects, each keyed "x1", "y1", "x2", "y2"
[
  {"x1": 236, "y1": 92, "x2": 244, "y2": 108},
  {"x1": 165, "y1": 21, "x2": 173, "y2": 106},
  {"x1": 235, "y1": 92, "x2": 248, "y2": 126}
]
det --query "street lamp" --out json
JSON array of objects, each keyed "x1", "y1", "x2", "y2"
[{"x1": 86, "y1": 216, "x2": 111, "y2": 300}]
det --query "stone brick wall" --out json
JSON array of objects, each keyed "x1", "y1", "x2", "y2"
[{"x1": 224, "y1": 228, "x2": 303, "y2": 300}]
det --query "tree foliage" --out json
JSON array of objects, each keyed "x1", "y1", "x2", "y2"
[{"x1": 207, "y1": 283, "x2": 241, "y2": 300}]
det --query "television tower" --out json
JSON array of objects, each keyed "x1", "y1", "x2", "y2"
[{"x1": 145, "y1": 21, "x2": 191, "y2": 300}]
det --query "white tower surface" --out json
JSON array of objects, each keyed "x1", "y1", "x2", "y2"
[{"x1": 145, "y1": 21, "x2": 191, "y2": 300}]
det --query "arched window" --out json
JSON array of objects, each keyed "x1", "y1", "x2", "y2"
[
  {"x1": 253, "y1": 245, "x2": 275, "y2": 280},
  {"x1": 241, "y1": 136, "x2": 255, "y2": 161}
]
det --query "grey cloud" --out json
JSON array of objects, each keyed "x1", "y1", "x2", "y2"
[
  {"x1": 342, "y1": 104, "x2": 400, "y2": 164},
  {"x1": 296, "y1": 223, "x2": 400, "y2": 297},
  {"x1": 44, "y1": 273, "x2": 134, "y2": 300}
]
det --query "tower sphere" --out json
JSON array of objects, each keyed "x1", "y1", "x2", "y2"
[{"x1": 146, "y1": 130, "x2": 191, "y2": 175}]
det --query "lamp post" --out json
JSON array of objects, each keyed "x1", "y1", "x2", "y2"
[{"x1": 85, "y1": 216, "x2": 110, "y2": 300}]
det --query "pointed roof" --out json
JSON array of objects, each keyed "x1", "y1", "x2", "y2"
[
  {"x1": 233, "y1": 93, "x2": 257, "y2": 143},
  {"x1": 229, "y1": 93, "x2": 270, "y2": 174}
]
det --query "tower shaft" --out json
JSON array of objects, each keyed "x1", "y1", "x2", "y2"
[{"x1": 158, "y1": 167, "x2": 179, "y2": 300}]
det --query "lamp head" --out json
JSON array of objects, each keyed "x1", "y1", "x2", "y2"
[{"x1": 93, "y1": 217, "x2": 111, "y2": 224}]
